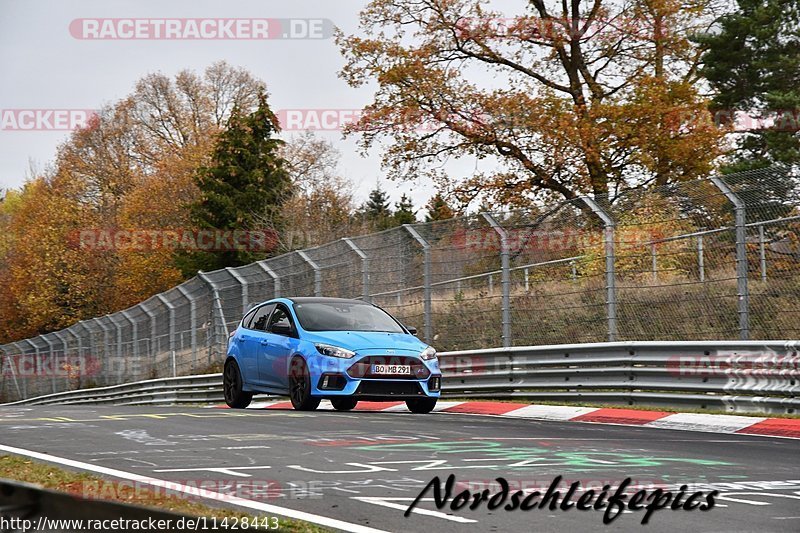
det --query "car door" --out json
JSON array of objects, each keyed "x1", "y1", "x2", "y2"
[
  {"x1": 237, "y1": 303, "x2": 274, "y2": 386},
  {"x1": 258, "y1": 304, "x2": 299, "y2": 390}
]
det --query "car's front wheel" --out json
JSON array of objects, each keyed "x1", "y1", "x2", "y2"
[
  {"x1": 331, "y1": 398, "x2": 358, "y2": 411},
  {"x1": 289, "y1": 358, "x2": 320, "y2": 411},
  {"x1": 223, "y1": 359, "x2": 253, "y2": 409},
  {"x1": 406, "y1": 397, "x2": 437, "y2": 413}
]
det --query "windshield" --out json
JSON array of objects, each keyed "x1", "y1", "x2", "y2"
[{"x1": 293, "y1": 302, "x2": 405, "y2": 333}]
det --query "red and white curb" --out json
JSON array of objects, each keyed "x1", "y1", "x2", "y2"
[{"x1": 214, "y1": 400, "x2": 800, "y2": 439}]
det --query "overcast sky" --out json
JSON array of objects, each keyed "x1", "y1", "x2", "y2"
[{"x1": 0, "y1": 0, "x2": 485, "y2": 208}]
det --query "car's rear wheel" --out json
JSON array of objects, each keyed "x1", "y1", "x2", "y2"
[
  {"x1": 331, "y1": 398, "x2": 358, "y2": 411},
  {"x1": 406, "y1": 397, "x2": 437, "y2": 413},
  {"x1": 289, "y1": 358, "x2": 320, "y2": 411},
  {"x1": 223, "y1": 360, "x2": 252, "y2": 409}
]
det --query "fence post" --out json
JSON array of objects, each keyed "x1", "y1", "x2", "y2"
[
  {"x1": 482, "y1": 213, "x2": 512, "y2": 348},
  {"x1": 121, "y1": 310, "x2": 138, "y2": 364},
  {"x1": 711, "y1": 176, "x2": 750, "y2": 340},
  {"x1": 7, "y1": 343, "x2": 23, "y2": 399},
  {"x1": 758, "y1": 224, "x2": 767, "y2": 282},
  {"x1": 107, "y1": 315, "x2": 125, "y2": 382},
  {"x1": 92, "y1": 318, "x2": 111, "y2": 386},
  {"x1": 581, "y1": 197, "x2": 618, "y2": 342},
  {"x1": 25, "y1": 339, "x2": 41, "y2": 399},
  {"x1": 40, "y1": 336, "x2": 56, "y2": 393},
  {"x1": 297, "y1": 250, "x2": 322, "y2": 296},
  {"x1": 156, "y1": 294, "x2": 177, "y2": 378},
  {"x1": 697, "y1": 235, "x2": 705, "y2": 282},
  {"x1": 403, "y1": 224, "x2": 432, "y2": 344},
  {"x1": 176, "y1": 285, "x2": 198, "y2": 371},
  {"x1": 257, "y1": 261, "x2": 281, "y2": 298},
  {"x1": 141, "y1": 302, "x2": 159, "y2": 376},
  {"x1": 52, "y1": 331, "x2": 69, "y2": 391},
  {"x1": 225, "y1": 267, "x2": 249, "y2": 314},
  {"x1": 198, "y1": 272, "x2": 229, "y2": 364},
  {"x1": 343, "y1": 237, "x2": 370, "y2": 302},
  {"x1": 650, "y1": 243, "x2": 658, "y2": 282}
]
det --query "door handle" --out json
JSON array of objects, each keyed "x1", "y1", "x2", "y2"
[{"x1": 260, "y1": 339, "x2": 270, "y2": 346}]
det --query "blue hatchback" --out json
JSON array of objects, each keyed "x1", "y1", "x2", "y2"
[{"x1": 223, "y1": 297, "x2": 441, "y2": 413}]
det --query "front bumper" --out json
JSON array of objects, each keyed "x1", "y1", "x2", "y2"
[{"x1": 306, "y1": 350, "x2": 441, "y2": 400}]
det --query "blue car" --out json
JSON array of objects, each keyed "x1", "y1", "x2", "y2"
[{"x1": 223, "y1": 297, "x2": 441, "y2": 413}]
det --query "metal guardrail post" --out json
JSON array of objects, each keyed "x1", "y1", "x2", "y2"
[
  {"x1": 257, "y1": 260, "x2": 281, "y2": 298},
  {"x1": 711, "y1": 176, "x2": 750, "y2": 339},
  {"x1": 581, "y1": 197, "x2": 618, "y2": 342},
  {"x1": 403, "y1": 224, "x2": 432, "y2": 344},
  {"x1": 296, "y1": 250, "x2": 322, "y2": 296},
  {"x1": 343, "y1": 238, "x2": 370, "y2": 302},
  {"x1": 482, "y1": 213, "x2": 512, "y2": 348},
  {"x1": 225, "y1": 267, "x2": 249, "y2": 314},
  {"x1": 156, "y1": 294, "x2": 177, "y2": 378},
  {"x1": 176, "y1": 285, "x2": 198, "y2": 371}
]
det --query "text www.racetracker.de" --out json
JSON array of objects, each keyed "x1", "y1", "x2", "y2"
[{"x1": 0, "y1": 516, "x2": 280, "y2": 531}]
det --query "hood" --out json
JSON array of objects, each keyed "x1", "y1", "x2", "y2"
[{"x1": 302, "y1": 331, "x2": 428, "y2": 352}]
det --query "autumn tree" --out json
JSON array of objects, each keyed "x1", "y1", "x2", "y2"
[
  {"x1": 425, "y1": 192, "x2": 456, "y2": 221},
  {"x1": 338, "y1": 0, "x2": 726, "y2": 207},
  {"x1": 274, "y1": 132, "x2": 358, "y2": 250}
]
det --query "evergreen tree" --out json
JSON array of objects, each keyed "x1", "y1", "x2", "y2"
[
  {"x1": 393, "y1": 194, "x2": 416, "y2": 225},
  {"x1": 181, "y1": 91, "x2": 290, "y2": 274},
  {"x1": 424, "y1": 192, "x2": 455, "y2": 222},
  {"x1": 697, "y1": 0, "x2": 800, "y2": 171},
  {"x1": 360, "y1": 185, "x2": 395, "y2": 230}
]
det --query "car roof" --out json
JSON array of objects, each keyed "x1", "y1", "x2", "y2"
[{"x1": 286, "y1": 297, "x2": 369, "y2": 305}]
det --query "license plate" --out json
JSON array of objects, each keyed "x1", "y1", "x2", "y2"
[{"x1": 372, "y1": 364, "x2": 411, "y2": 375}]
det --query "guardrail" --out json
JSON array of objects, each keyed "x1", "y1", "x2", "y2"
[{"x1": 4, "y1": 341, "x2": 798, "y2": 414}]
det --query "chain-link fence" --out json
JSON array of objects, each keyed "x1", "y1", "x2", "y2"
[{"x1": 1, "y1": 166, "x2": 798, "y2": 402}]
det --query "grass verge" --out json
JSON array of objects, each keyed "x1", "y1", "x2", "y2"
[{"x1": 0, "y1": 455, "x2": 329, "y2": 532}]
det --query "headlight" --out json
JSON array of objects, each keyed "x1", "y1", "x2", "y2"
[
  {"x1": 315, "y1": 343, "x2": 356, "y2": 359},
  {"x1": 420, "y1": 346, "x2": 437, "y2": 360}
]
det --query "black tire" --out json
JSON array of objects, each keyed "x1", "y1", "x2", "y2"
[
  {"x1": 223, "y1": 359, "x2": 253, "y2": 409},
  {"x1": 406, "y1": 397, "x2": 437, "y2": 414},
  {"x1": 289, "y1": 358, "x2": 320, "y2": 411},
  {"x1": 331, "y1": 397, "x2": 358, "y2": 411}
]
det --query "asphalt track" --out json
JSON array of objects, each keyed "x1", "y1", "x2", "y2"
[{"x1": 0, "y1": 404, "x2": 799, "y2": 532}]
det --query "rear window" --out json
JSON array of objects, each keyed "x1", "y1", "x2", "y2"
[{"x1": 293, "y1": 302, "x2": 405, "y2": 333}]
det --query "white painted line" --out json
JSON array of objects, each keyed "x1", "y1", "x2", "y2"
[
  {"x1": 646, "y1": 413, "x2": 767, "y2": 434},
  {"x1": 0, "y1": 443, "x2": 390, "y2": 533},
  {"x1": 503, "y1": 404, "x2": 599, "y2": 420},
  {"x1": 352, "y1": 497, "x2": 477, "y2": 523}
]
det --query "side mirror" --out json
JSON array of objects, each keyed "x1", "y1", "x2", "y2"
[
  {"x1": 407, "y1": 326, "x2": 418, "y2": 336},
  {"x1": 270, "y1": 323, "x2": 293, "y2": 336}
]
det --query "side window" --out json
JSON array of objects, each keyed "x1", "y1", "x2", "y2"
[
  {"x1": 247, "y1": 304, "x2": 275, "y2": 331},
  {"x1": 266, "y1": 305, "x2": 294, "y2": 336},
  {"x1": 241, "y1": 307, "x2": 259, "y2": 329}
]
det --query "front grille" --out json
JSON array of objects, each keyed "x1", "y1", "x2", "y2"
[
  {"x1": 348, "y1": 356, "x2": 430, "y2": 380},
  {"x1": 354, "y1": 381, "x2": 425, "y2": 397}
]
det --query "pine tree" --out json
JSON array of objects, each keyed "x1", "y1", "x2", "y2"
[
  {"x1": 393, "y1": 194, "x2": 416, "y2": 225},
  {"x1": 181, "y1": 91, "x2": 290, "y2": 274},
  {"x1": 697, "y1": 0, "x2": 800, "y2": 171},
  {"x1": 424, "y1": 192, "x2": 454, "y2": 222}
]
